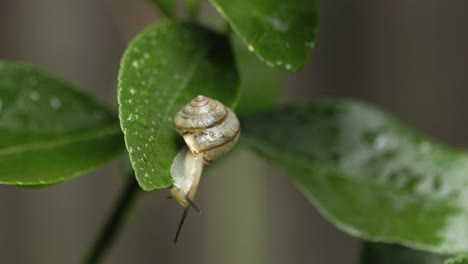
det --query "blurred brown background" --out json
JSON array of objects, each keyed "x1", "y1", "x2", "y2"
[{"x1": 1, "y1": 0, "x2": 467, "y2": 263}]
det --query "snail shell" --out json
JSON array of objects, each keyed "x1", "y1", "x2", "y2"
[{"x1": 173, "y1": 95, "x2": 240, "y2": 164}]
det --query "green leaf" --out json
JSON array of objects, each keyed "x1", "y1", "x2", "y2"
[
  {"x1": 0, "y1": 62, "x2": 124, "y2": 185},
  {"x1": 360, "y1": 242, "x2": 446, "y2": 264},
  {"x1": 446, "y1": 256, "x2": 468, "y2": 264},
  {"x1": 209, "y1": 0, "x2": 319, "y2": 72},
  {"x1": 148, "y1": 0, "x2": 174, "y2": 17},
  {"x1": 241, "y1": 99, "x2": 468, "y2": 254},
  {"x1": 232, "y1": 35, "x2": 280, "y2": 115},
  {"x1": 118, "y1": 21, "x2": 238, "y2": 191}
]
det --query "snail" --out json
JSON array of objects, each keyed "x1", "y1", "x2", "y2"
[{"x1": 170, "y1": 95, "x2": 240, "y2": 243}]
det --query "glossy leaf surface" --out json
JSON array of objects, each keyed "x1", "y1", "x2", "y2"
[
  {"x1": 209, "y1": 0, "x2": 319, "y2": 72},
  {"x1": 118, "y1": 21, "x2": 238, "y2": 190},
  {"x1": 241, "y1": 100, "x2": 468, "y2": 254},
  {"x1": 0, "y1": 62, "x2": 123, "y2": 185}
]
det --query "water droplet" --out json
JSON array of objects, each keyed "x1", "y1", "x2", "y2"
[
  {"x1": 305, "y1": 41, "x2": 315, "y2": 48},
  {"x1": 127, "y1": 113, "x2": 135, "y2": 123},
  {"x1": 137, "y1": 116, "x2": 147, "y2": 127},
  {"x1": 247, "y1": 45, "x2": 255, "y2": 52},
  {"x1": 29, "y1": 90, "x2": 40, "y2": 101},
  {"x1": 275, "y1": 60, "x2": 283, "y2": 66},
  {"x1": 143, "y1": 53, "x2": 150, "y2": 59},
  {"x1": 129, "y1": 88, "x2": 136, "y2": 95},
  {"x1": 285, "y1": 64, "x2": 292, "y2": 70},
  {"x1": 129, "y1": 147, "x2": 133, "y2": 153},
  {"x1": 374, "y1": 135, "x2": 389, "y2": 150},
  {"x1": 265, "y1": 16, "x2": 289, "y2": 33},
  {"x1": 49, "y1": 96, "x2": 61, "y2": 109},
  {"x1": 419, "y1": 142, "x2": 432, "y2": 154},
  {"x1": 132, "y1": 60, "x2": 139, "y2": 68}
]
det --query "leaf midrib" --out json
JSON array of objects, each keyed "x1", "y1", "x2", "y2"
[{"x1": 0, "y1": 123, "x2": 121, "y2": 155}]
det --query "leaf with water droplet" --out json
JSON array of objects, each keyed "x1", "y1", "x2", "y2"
[
  {"x1": 118, "y1": 21, "x2": 238, "y2": 191},
  {"x1": 209, "y1": 0, "x2": 319, "y2": 72},
  {"x1": 0, "y1": 62, "x2": 124, "y2": 185},
  {"x1": 241, "y1": 99, "x2": 468, "y2": 254}
]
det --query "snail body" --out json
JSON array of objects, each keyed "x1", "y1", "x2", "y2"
[{"x1": 170, "y1": 95, "x2": 240, "y2": 242}]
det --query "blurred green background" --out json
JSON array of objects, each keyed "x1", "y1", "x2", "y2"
[{"x1": 1, "y1": 0, "x2": 468, "y2": 263}]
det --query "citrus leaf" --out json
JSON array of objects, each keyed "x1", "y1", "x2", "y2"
[
  {"x1": 118, "y1": 21, "x2": 238, "y2": 191},
  {"x1": 209, "y1": 0, "x2": 319, "y2": 72},
  {"x1": 241, "y1": 100, "x2": 468, "y2": 254},
  {"x1": 0, "y1": 62, "x2": 124, "y2": 185},
  {"x1": 360, "y1": 242, "x2": 446, "y2": 264}
]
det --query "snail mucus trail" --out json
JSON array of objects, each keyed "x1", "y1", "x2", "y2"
[{"x1": 170, "y1": 95, "x2": 240, "y2": 243}]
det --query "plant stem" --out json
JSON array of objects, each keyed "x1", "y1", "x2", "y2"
[{"x1": 85, "y1": 174, "x2": 141, "y2": 264}]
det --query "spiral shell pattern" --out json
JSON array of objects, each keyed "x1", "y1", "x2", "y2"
[{"x1": 173, "y1": 95, "x2": 240, "y2": 163}]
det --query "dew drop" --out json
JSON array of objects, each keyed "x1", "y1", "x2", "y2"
[
  {"x1": 49, "y1": 96, "x2": 61, "y2": 109},
  {"x1": 285, "y1": 64, "x2": 292, "y2": 70},
  {"x1": 265, "y1": 16, "x2": 289, "y2": 32},
  {"x1": 29, "y1": 90, "x2": 40, "y2": 101},
  {"x1": 127, "y1": 113, "x2": 135, "y2": 123},
  {"x1": 137, "y1": 116, "x2": 147, "y2": 127},
  {"x1": 419, "y1": 142, "x2": 432, "y2": 154},
  {"x1": 305, "y1": 41, "x2": 315, "y2": 48},
  {"x1": 132, "y1": 60, "x2": 139, "y2": 68},
  {"x1": 247, "y1": 45, "x2": 255, "y2": 52},
  {"x1": 129, "y1": 88, "x2": 136, "y2": 95}
]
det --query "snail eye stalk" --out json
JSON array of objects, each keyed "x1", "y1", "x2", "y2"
[{"x1": 174, "y1": 207, "x2": 189, "y2": 244}]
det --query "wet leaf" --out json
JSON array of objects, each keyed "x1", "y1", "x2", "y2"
[
  {"x1": 209, "y1": 0, "x2": 319, "y2": 72},
  {"x1": 241, "y1": 99, "x2": 468, "y2": 254},
  {"x1": 0, "y1": 62, "x2": 123, "y2": 185},
  {"x1": 118, "y1": 21, "x2": 238, "y2": 191}
]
